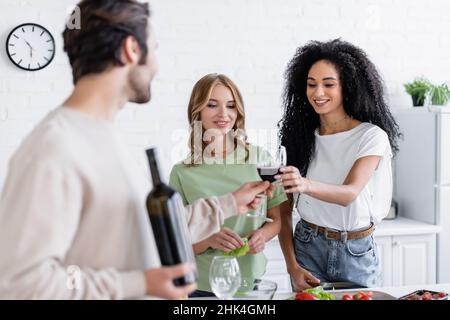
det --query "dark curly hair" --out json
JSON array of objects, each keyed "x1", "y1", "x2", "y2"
[
  {"x1": 63, "y1": 0, "x2": 150, "y2": 84},
  {"x1": 278, "y1": 39, "x2": 402, "y2": 176}
]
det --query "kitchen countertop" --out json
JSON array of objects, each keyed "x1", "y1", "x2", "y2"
[
  {"x1": 188, "y1": 283, "x2": 450, "y2": 300},
  {"x1": 268, "y1": 216, "x2": 441, "y2": 243},
  {"x1": 374, "y1": 216, "x2": 441, "y2": 237},
  {"x1": 273, "y1": 283, "x2": 450, "y2": 300}
]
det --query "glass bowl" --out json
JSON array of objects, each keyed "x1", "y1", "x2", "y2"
[{"x1": 233, "y1": 278, "x2": 277, "y2": 300}]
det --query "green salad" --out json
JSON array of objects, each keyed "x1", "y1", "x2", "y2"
[
  {"x1": 303, "y1": 286, "x2": 336, "y2": 300},
  {"x1": 221, "y1": 238, "x2": 250, "y2": 257}
]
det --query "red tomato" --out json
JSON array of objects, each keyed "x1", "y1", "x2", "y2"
[
  {"x1": 295, "y1": 292, "x2": 318, "y2": 300},
  {"x1": 342, "y1": 294, "x2": 352, "y2": 300},
  {"x1": 360, "y1": 295, "x2": 371, "y2": 300},
  {"x1": 438, "y1": 292, "x2": 447, "y2": 298}
]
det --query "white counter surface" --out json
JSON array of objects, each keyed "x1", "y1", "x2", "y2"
[
  {"x1": 374, "y1": 217, "x2": 441, "y2": 237},
  {"x1": 268, "y1": 216, "x2": 440, "y2": 243},
  {"x1": 274, "y1": 283, "x2": 450, "y2": 300}
]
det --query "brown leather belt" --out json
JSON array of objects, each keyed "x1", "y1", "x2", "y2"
[{"x1": 303, "y1": 220, "x2": 374, "y2": 240}]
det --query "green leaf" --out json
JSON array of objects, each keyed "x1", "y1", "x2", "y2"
[{"x1": 221, "y1": 238, "x2": 250, "y2": 257}]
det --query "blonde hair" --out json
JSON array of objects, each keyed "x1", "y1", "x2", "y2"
[{"x1": 186, "y1": 73, "x2": 249, "y2": 165}]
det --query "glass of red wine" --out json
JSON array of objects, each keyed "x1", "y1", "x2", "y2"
[
  {"x1": 246, "y1": 145, "x2": 286, "y2": 218},
  {"x1": 256, "y1": 144, "x2": 287, "y2": 183}
]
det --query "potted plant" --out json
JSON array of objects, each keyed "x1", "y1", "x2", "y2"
[
  {"x1": 428, "y1": 83, "x2": 450, "y2": 106},
  {"x1": 404, "y1": 77, "x2": 432, "y2": 107}
]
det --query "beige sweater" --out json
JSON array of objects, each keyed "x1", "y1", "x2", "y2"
[{"x1": 0, "y1": 107, "x2": 236, "y2": 299}]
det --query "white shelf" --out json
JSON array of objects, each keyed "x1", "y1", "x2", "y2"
[
  {"x1": 428, "y1": 105, "x2": 450, "y2": 113},
  {"x1": 393, "y1": 105, "x2": 450, "y2": 114},
  {"x1": 374, "y1": 217, "x2": 441, "y2": 237}
]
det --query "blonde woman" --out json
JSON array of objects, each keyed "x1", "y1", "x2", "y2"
[{"x1": 169, "y1": 73, "x2": 287, "y2": 297}]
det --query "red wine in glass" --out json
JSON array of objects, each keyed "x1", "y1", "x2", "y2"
[{"x1": 257, "y1": 166, "x2": 281, "y2": 182}]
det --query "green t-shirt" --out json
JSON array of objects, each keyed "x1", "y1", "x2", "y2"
[{"x1": 169, "y1": 145, "x2": 287, "y2": 292}]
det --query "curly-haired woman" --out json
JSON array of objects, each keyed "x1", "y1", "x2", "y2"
[{"x1": 276, "y1": 39, "x2": 402, "y2": 290}]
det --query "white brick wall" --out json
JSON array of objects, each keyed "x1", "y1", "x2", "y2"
[{"x1": 1, "y1": 0, "x2": 449, "y2": 190}]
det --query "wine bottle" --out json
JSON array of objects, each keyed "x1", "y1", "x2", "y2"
[{"x1": 145, "y1": 148, "x2": 197, "y2": 286}]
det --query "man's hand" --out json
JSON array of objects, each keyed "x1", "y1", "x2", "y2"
[
  {"x1": 232, "y1": 181, "x2": 275, "y2": 214},
  {"x1": 289, "y1": 265, "x2": 320, "y2": 291},
  {"x1": 145, "y1": 263, "x2": 197, "y2": 299}
]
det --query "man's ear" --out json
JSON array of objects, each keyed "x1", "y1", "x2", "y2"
[{"x1": 122, "y1": 36, "x2": 142, "y2": 64}]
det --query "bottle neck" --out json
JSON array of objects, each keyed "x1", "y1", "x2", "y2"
[{"x1": 146, "y1": 148, "x2": 163, "y2": 186}]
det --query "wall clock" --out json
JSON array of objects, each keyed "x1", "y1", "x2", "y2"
[{"x1": 5, "y1": 23, "x2": 55, "y2": 71}]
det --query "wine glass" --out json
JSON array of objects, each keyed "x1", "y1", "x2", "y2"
[
  {"x1": 256, "y1": 144, "x2": 287, "y2": 183},
  {"x1": 209, "y1": 256, "x2": 241, "y2": 300},
  {"x1": 246, "y1": 144, "x2": 286, "y2": 218},
  {"x1": 246, "y1": 193, "x2": 267, "y2": 218},
  {"x1": 277, "y1": 145, "x2": 287, "y2": 170}
]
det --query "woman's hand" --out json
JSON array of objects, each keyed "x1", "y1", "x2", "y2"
[
  {"x1": 289, "y1": 264, "x2": 321, "y2": 291},
  {"x1": 275, "y1": 166, "x2": 311, "y2": 193},
  {"x1": 246, "y1": 229, "x2": 266, "y2": 254},
  {"x1": 208, "y1": 227, "x2": 244, "y2": 252}
]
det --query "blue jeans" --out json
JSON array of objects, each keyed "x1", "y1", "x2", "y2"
[{"x1": 293, "y1": 219, "x2": 382, "y2": 288}]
